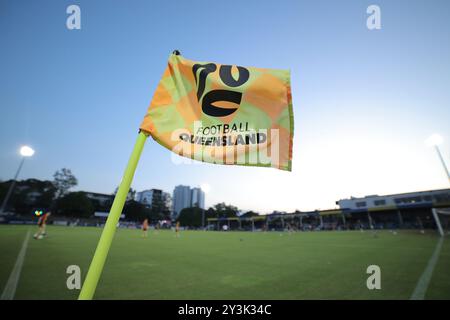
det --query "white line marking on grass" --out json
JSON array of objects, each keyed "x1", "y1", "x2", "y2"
[
  {"x1": 1, "y1": 230, "x2": 31, "y2": 300},
  {"x1": 410, "y1": 237, "x2": 444, "y2": 300}
]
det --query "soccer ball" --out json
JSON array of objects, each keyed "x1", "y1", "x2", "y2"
[{"x1": 37, "y1": 234, "x2": 44, "y2": 240}]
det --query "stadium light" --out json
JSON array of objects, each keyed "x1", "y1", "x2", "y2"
[
  {"x1": 0, "y1": 145, "x2": 35, "y2": 214},
  {"x1": 426, "y1": 134, "x2": 450, "y2": 183},
  {"x1": 426, "y1": 134, "x2": 443, "y2": 147},
  {"x1": 20, "y1": 145, "x2": 35, "y2": 157}
]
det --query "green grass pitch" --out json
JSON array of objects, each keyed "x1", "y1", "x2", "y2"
[{"x1": 0, "y1": 225, "x2": 449, "y2": 299}]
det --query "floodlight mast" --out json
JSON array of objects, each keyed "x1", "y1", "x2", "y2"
[
  {"x1": 427, "y1": 134, "x2": 450, "y2": 183},
  {"x1": 0, "y1": 146, "x2": 35, "y2": 214},
  {"x1": 434, "y1": 145, "x2": 450, "y2": 182}
]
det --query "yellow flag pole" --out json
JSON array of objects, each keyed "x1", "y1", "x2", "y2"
[{"x1": 78, "y1": 131, "x2": 148, "y2": 300}]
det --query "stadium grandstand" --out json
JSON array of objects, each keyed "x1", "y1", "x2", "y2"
[{"x1": 207, "y1": 188, "x2": 450, "y2": 233}]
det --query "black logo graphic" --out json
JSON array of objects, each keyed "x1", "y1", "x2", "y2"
[{"x1": 193, "y1": 63, "x2": 250, "y2": 117}]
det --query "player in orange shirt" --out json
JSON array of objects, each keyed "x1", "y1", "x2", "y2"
[
  {"x1": 142, "y1": 218, "x2": 149, "y2": 238},
  {"x1": 34, "y1": 211, "x2": 51, "y2": 240},
  {"x1": 175, "y1": 221, "x2": 180, "y2": 238}
]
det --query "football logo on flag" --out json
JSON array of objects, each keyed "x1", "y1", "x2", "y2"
[
  {"x1": 193, "y1": 62, "x2": 250, "y2": 117},
  {"x1": 140, "y1": 52, "x2": 294, "y2": 171}
]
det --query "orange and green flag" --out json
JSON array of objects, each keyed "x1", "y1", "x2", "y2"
[{"x1": 140, "y1": 51, "x2": 294, "y2": 170}]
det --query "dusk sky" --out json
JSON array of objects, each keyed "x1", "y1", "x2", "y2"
[{"x1": 1, "y1": 0, "x2": 449, "y2": 213}]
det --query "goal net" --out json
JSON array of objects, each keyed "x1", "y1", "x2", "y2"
[{"x1": 432, "y1": 208, "x2": 450, "y2": 236}]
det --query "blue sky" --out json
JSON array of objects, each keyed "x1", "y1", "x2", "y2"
[{"x1": 1, "y1": 0, "x2": 449, "y2": 213}]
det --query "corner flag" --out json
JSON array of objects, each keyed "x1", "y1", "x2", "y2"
[{"x1": 79, "y1": 51, "x2": 294, "y2": 300}]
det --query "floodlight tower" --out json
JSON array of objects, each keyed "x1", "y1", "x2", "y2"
[
  {"x1": 427, "y1": 134, "x2": 450, "y2": 183},
  {"x1": 0, "y1": 146, "x2": 35, "y2": 214}
]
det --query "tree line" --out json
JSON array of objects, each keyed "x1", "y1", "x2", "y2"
[
  {"x1": 0, "y1": 168, "x2": 258, "y2": 225},
  {"x1": 0, "y1": 168, "x2": 171, "y2": 222},
  {"x1": 177, "y1": 203, "x2": 259, "y2": 227}
]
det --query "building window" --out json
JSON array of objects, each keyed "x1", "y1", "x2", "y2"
[
  {"x1": 355, "y1": 201, "x2": 366, "y2": 208},
  {"x1": 374, "y1": 199, "x2": 386, "y2": 206},
  {"x1": 410, "y1": 196, "x2": 422, "y2": 203},
  {"x1": 434, "y1": 193, "x2": 450, "y2": 203},
  {"x1": 394, "y1": 196, "x2": 422, "y2": 204}
]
